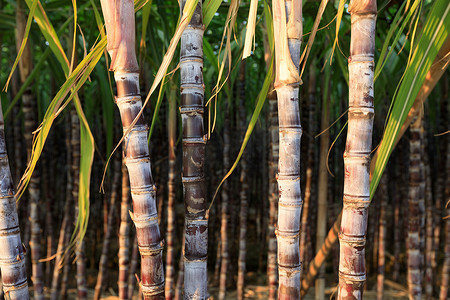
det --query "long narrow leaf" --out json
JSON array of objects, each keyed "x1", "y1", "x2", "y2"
[
  {"x1": 3, "y1": 0, "x2": 38, "y2": 91},
  {"x1": 370, "y1": 0, "x2": 450, "y2": 198}
]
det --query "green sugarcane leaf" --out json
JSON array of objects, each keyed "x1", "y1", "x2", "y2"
[
  {"x1": 16, "y1": 36, "x2": 106, "y2": 217},
  {"x1": 211, "y1": 55, "x2": 274, "y2": 205},
  {"x1": 299, "y1": 0, "x2": 330, "y2": 79},
  {"x1": 203, "y1": 39, "x2": 220, "y2": 72},
  {"x1": 71, "y1": 96, "x2": 95, "y2": 245},
  {"x1": 374, "y1": 0, "x2": 420, "y2": 80},
  {"x1": 24, "y1": 0, "x2": 70, "y2": 73},
  {"x1": 4, "y1": 47, "x2": 51, "y2": 119},
  {"x1": 139, "y1": 0, "x2": 153, "y2": 55},
  {"x1": 3, "y1": 0, "x2": 38, "y2": 91},
  {"x1": 148, "y1": 70, "x2": 169, "y2": 142},
  {"x1": 370, "y1": 0, "x2": 450, "y2": 199},
  {"x1": 203, "y1": 0, "x2": 222, "y2": 28},
  {"x1": 264, "y1": 0, "x2": 274, "y2": 52}
]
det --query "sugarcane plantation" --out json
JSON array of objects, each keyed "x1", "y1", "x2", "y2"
[{"x1": 0, "y1": 0, "x2": 448, "y2": 299}]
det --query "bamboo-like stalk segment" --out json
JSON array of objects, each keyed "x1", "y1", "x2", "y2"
[
  {"x1": 119, "y1": 161, "x2": 131, "y2": 300},
  {"x1": 94, "y1": 155, "x2": 121, "y2": 300},
  {"x1": 300, "y1": 63, "x2": 316, "y2": 270},
  {"x1": 100, "y1": 1, "x2": 165, "y2": 298},
  {"x1": 174, "y1": 233, "x2": 185, "y2": 300},
  {"x1": 165, "y1": 83, "x2": 177, "y2": 300},
  {"x1": 267, "y1": 85, "x2": 278, "y2": 300},
  {"x1": 50, "y1": 187, "x2": 72, "y2": 300},
  {"x1": 440, "y1": 206, "x2": 450, "y2": 300},
  {"x1": 392, "y1": 155, "x2": 402, "y2": 282},
  {"x1": 439, "y1": 85, "x2": 449, "y2": 300},
  {"x1": 272, "y1": 0, "x2": 303, "y2": 297},
  {"x1": 315, "y1": 62, "x2": 330, "y2": 300},
  {"x1": 424, "y1": 140, "x2": 433, "y2": 299},
  {"x1": 338, "y1": 1, "x2": 376, "y2": 298},
  {"x1": 179, "y1": 1, "x2": 208, "y2": 298},
  {"x1": 376, "y1": 175, "x2": 387, "y2": 300},
  {"x1": 71, "y1": 107, "x2": 88, "y2": 300},
  {"x1": 128, "y1": 236, "x2": 139, "y2": 298},
  {"x1": 219, "y1": 114, "x2": 230, "y2": 300},
  {"x1": 407, "y1": 115, "x2": 424, "y2": 300},
  {"x1": 237, "y1": 62, "x2": 248, "y2": 300},
  {"x1": 0, "y1": 103, "x2": 29, "y2": 300}
]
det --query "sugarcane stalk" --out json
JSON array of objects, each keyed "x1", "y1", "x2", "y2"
[
  {"x1": 119, "y1": 159, "x2": 131, "y2": 300},
  {"x1": 237, "y1": 62, "x2": 248, "y2": 300},
  {"x1": 267, "y1": 80, "x2": 278, "y2": 300},
  {"x1": 407, "y1": 114, "x2": 424, "y2": 300},
  {"x1": 174, "y1": 233, "x2": 185, "y2": 300},
  {"x1": 100, "y1": 1, "x2": 165, "y2": 298},
  {"x1": 376, "y1": 174, "x2": 387, "y2": 300},
  {"x1": 315, "y1": 59, "x2": 330, "y2": 300},
  {"x1": 128, "y1": 236, "x2": 139, "y2": 298},
  {"x1": 424, "y1": 136, "x2": 433, "y2": 299},
  {"x1": 265, "y1": 26, "x2": 278, "y2": 298},
  {"x1": 440, "y1": 206, "x2": 450, "y2": 300},
  {"x1": 71, "y1": 107, "x2": 88, "y2": 300},
  {"x1": 392, "y1": 153, "x2": 402, "y2": 282},
  {"x1": 306, "y1": 35, "x2": 448, "y2": 299},
  {"x1": 300, "y1": 62, "x2": 316, "y2": 271},
  {"x1": 0, "y1": 100, "x2": 29, "y2": 300},
  {"x1": 165, "y1": 82, "x2": 177, "y2": 300},
  {"x1": 219, "y1": 112, "x2": 230, "y2": 300},
  {"x1": 272, "y1": 0, "x2": 303, "y2": 297},
  {"x1": 338, "y1": 1, "x2": 376, "y2": 298},
  {"x1": 438, "y1": 76, "x2": 449, "y2": 300},
  {"x1": 179, "y1": 1, "x2": 208, "y2": 298},
  {"x1": 94, "y1": 154, "x2": 121, "y2": 300},
  {"x1": 49, "y1": 190, "x2": 72, "y2": 300}
]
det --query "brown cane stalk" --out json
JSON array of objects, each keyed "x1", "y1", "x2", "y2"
[
  {"x1": 99, "y1": 1, "x2": 165, "y2": 298},
  {"x1": 94, "y1": 154, "x2": 121, "y2": 300},
  {"x1": 219, "y1": 110, "x2": 230, "y2": 300},
  {"x1": 439, "y1": 97, "x2": 449, "y2": 300},
  {"x1": 315, "y1": 60, "x2": 330, "y2": 300},
  {"x1": 407, "y1": 115, "x2": 424, "y2": 299},
  {"x1": 337, "y1": 1, "x2": 376, "y2": 298},
  {"x1": 272, "y1": 0, "x2": 303, "y2": 297},
  {"x1": 0, "y1": 98, "x2": 29, "y2": 300},
  {"x1": 165, "y1": 82, "x2": 177, "y2": 300},
  {"x1": 71, "y1": 107, "x2": 88, "y2": 300},
  {"x1": 424, "y1": 135, "x2": 433, "y2": 299},
  {"x1": 300, "y1": 62, "x2": 316, "y2": 272},
  {"x1": 119, "y1": 159, "x2": 131, "y2": 300},
  {"x1": 179, "y1": 1, "x2": 208, "y2": 298},
  {"x1": 267, "y1": 88, "x2": 279, "y2": 300},
  {"x1": 376, "y1": 174, "x2": 387, "y2": 300},
  {"x1": 237, "y1": 62, "x2": 248, "y2": 300},
  {"x1": 128, "y1": 236, "x2": 139, "y2": 298},
  {"x1": 174, "y1": 233, "x2": 185, "y2": 300},
  {"x1": 302, "y1": 35, "x2": 449, "y2": 298}
]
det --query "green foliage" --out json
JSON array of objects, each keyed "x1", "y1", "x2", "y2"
[{"x1": 370, "y1": 0, "x2": 450, "y2": 198}]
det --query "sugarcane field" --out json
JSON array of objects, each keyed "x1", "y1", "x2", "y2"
[{"x1": 0, "y1": 0, "x2": 448, "y2": 299}]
